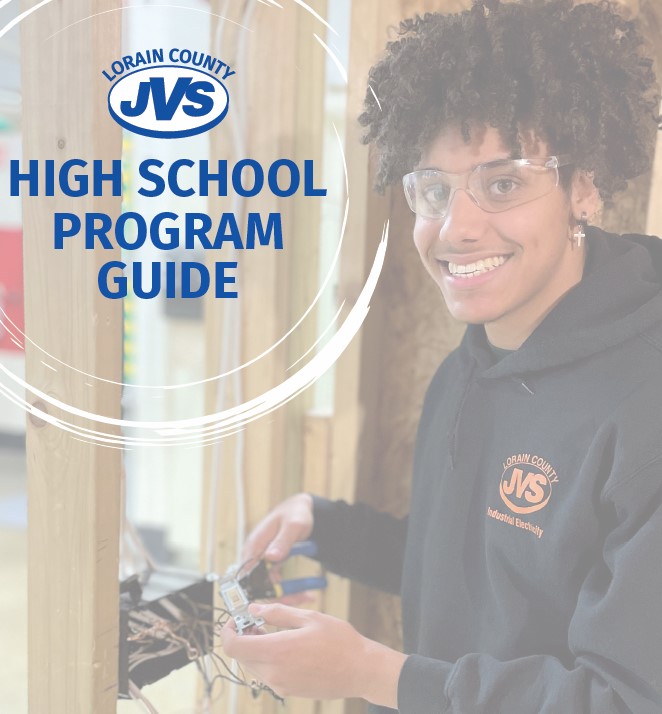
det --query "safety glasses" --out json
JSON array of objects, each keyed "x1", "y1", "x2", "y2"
[{"x1": 402, "y1": 155, "x2": 573, "y2": 220}]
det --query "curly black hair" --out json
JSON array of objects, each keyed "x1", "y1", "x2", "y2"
[{"x1": 359, "y1": 0, "x2": 660, "y2": 204}]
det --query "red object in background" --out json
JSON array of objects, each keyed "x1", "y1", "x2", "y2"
[{"x1": 0, "y1": 228, "x2": 24, "y2": 352}]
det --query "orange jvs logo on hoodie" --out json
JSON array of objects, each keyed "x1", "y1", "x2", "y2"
[{"x1": 499, "y1": 454, "x2": 559, "y2": 514}]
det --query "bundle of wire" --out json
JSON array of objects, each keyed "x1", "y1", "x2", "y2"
[{"x1": 125, "y1": 589, "x2": 284, "y2": 709}]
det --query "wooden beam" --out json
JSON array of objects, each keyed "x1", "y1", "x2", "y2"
[
  {"x1": 204, "y1": 2, "x2": 326, "y2": 713},
  {"x1": 21, "y1": 2, "x2": 123, "y2": 714}
]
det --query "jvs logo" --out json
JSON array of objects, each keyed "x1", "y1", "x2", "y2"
[
  {"x1": 499, "y1": 454, "x2": 558, "y2": 515},
  {"x1": 108, "y1": 66, "x2": 229, "y2": 139},
  {"x1": 104, "y1": 50, "x2": 233, "y2": 139}
]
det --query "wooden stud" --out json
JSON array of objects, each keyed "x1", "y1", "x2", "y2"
[
  {"x1": 21, "y1": 2, "x2": 123, "y2": 714},
  {"x1": 204, "y1": 2, "x2": 327, "y2": 713}
]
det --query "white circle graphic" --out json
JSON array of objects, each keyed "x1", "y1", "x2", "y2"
[{"x1": 0, "y1": 0, "x2": 388, "y2": 447}]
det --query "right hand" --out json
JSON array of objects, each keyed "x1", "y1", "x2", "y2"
[{"x1": 241, "y1": 492, "x2": 314, "y2": 566}]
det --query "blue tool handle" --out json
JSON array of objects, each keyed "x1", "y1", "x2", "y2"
[
  {"x1": 280, "y1": 576, "x2": 328, "y2": 595},
  {"x1": 288, "y1": 540, "x2": 319, "y2": 558}
]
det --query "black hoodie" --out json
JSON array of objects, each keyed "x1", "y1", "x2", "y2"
[{"x1": 311, "y1": 226, "x2": 662, "y2": 714}]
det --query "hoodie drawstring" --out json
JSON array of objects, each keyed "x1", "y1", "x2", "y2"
[
  {"x1": 520, "y1": 381, "x2": 535, "y2": 395},
  {"x1": 451, "y1": 367, "x2": 475, "y2": 470}
]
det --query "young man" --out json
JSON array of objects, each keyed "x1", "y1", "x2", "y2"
[{"x1": 222, "y1": 1, "x2": 662, "y2": 712}]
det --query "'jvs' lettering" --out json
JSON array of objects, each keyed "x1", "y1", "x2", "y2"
[
  {"x1": 499, "y1": 463, "x2": 553, "y2": 514},
  {"x1": 501, "y1": 468, "x2": 547, "y2": 503},
  {"x1": 120, "y1": 77, "x2": 215, "y2": 120}
]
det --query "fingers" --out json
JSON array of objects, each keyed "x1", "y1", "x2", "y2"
[
  {"x1": 220, "y1": 604, "x2": 309, "y2": 646},
  {"x1": 242, "y1": 493, "x2": 314, "y2": 564},
  {"x1": 241, "y1": 516, "x2": 280, "y2": 564},
  {"x1": 220, "y1": 606, "x2": 304, "y2": 663},
  {"x1": 264, "y1": 520, "x2": 307, "y2": 562},
  {"x1": 221, "y1": 618, "x2": 257, "y2": 661},
  {"x1": 250, "y1": 603, "x2": 311, "y2": 629}
]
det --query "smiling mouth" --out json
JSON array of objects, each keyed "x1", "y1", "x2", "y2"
[{"x1": 443, "y1": 255, "x2": 511, "y2": 279}]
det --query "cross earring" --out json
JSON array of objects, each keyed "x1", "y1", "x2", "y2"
[{"x1": 572, "y1": 212, "x2": 588, "y2": 248}]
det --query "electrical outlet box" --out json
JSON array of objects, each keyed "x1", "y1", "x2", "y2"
[{"x1": 118, "y1": 572, "x2": 214, "y2": 698}]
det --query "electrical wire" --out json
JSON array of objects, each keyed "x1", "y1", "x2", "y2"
[
  {"x1": 122, "y1": 563, "x2": 285, "y2": 708},
  {"x1": 129, "y1": 681, "x2": 161, "y2": 714},
  {"x1": 125, "y1": 606, "x2": 284, "y2": 704}
]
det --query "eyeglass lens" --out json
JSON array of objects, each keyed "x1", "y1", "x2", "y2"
[{"x1": 405, "y1": 160, "x2": 559, "y2": 219}]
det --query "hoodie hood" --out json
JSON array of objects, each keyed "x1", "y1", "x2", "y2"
[{"x1": 464, "y1": 227, "x2": 662, "y2": 378}]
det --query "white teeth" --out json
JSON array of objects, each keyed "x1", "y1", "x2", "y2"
[{"x1": 447, "y1": 255, "x2": 507, "y2": 277}]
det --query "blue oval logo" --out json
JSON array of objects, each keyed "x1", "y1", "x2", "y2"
[{"x1": 108, "y1": 65, "x2": 229, "y2": 139}]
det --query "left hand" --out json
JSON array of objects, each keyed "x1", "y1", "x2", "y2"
[{"x1": 220, "y1": 603, "x2": 406, "y2": 706}]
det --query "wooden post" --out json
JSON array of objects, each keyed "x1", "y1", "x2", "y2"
[
  {"x1": 204, "y1": 2, "x2": 327, "y2": 713},
  {"x1": 21, "y1": 2, "x2": 123, "y2": 713}
]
